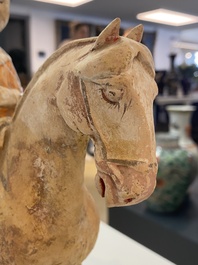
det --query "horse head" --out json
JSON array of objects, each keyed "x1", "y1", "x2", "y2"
[{"x1": 57, "y1": 18, "x2": 158, "y2": 207}]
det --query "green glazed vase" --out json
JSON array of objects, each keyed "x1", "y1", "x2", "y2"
[{"x1": 147, "y1": 133, "x2": 195, "y2": 213}]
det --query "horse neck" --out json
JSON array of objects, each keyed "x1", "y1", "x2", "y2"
[
  {"x1": 3, "y1": 42, "x2": 94, "y2": 190},
  {"x1": 1, "y1": 118, "x2": 87, "y2": 209},
  {"x1": 9, "y1": 97, "x2": 88, "y2": 182},
  {"x1": 10, "y1": 38, "x2": 95, "y2": 152}
]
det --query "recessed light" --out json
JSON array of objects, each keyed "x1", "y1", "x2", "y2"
[
  {"x1": 34, "y1": 0, "x2": 93, "y2": 7},
  {"x1": 137, "y1": 9, "x2": 198, "y2": 26}
]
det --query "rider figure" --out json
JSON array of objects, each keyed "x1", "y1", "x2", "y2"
[{"x1": 0, "y1": 0, "x2": 23, "y2": 119}]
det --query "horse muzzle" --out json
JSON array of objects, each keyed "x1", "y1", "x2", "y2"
[{"x1": 95, "y1": 160, "x2": 157, "y2": 207}]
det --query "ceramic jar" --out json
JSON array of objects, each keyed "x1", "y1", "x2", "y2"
[
  {"x1": 147, "y1": 133, "x2": 195, "y2": 212},
  {"x1": 163, "y1": 54, "x2": 183, "y2": 96},
  {"x1": 166, "y1": 105, "x2": 196, "y2": 149},
  {"x1": 166, "y1": 105, "x2": 198, "y2": 183}
]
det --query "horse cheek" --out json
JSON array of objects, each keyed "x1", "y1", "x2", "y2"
[{"x1": 57, "y1": 73, "x2": 91, "y2": 135}]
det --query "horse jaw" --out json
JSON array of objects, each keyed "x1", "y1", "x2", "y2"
[{"x1": 95, "y1": 160, "x2": 157, "y2": 207}]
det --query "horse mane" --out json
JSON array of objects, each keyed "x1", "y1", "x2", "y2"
[
  {"x1": 0, "y1": 37, "x2": 97, "y2": 151},
  {"x1": 28, "y1": 37, "x2": 96, "y2": 90},
  {"x1": 12, "y1": 36, "x2": 97, "y2": 121}
]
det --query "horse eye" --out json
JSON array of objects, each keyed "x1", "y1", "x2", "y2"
[{"x1": 101, "y1": 87, "x2": 124, "y2": 103}]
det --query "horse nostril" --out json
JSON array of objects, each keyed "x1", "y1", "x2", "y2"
[
  {"x1": 124, "y1": 198, "x2": 133, "y2": 203},
  {"x1": 99, "y1": 177, "x2": 105, "y2": 197}
]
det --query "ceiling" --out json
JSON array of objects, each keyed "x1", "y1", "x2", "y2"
[{"x1": 12, "y1": 0, "x2": 198, "y2": 29}]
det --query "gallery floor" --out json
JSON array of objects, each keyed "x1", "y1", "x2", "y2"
[{"x1": 84, "y1": 155, "x2": 108, "y2": 224}]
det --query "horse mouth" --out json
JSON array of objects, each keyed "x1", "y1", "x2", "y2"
[{"x1": 95, "y1": 161, "x2": 157, "y2": 207}]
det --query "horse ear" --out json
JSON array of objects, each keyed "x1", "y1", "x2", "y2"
[
  {"x1": 92, "y1": 18, "x2": 121, "y2": 51},
  {"x1": 126, "y1": 24, "x2": 144, "y2": 42}
]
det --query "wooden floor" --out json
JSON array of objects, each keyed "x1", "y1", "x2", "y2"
[{"x1": 84, "y1": 155, "x2": 108, "y2": 223}]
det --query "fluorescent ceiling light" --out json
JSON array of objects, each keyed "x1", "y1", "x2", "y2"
[
  {"x1": 137, "y1": 9, "x2": 198, "y2": 26},
  {"x1": 172, "y1": 41, "x2": 198, "y2": 50},
  {"x1": 34, "y1": 0, "x2": 93, "y2": 7}
]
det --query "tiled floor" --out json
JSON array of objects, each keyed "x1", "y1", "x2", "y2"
[{"x1": 84, "y1": 155, "x2": 108, "y2": 223}]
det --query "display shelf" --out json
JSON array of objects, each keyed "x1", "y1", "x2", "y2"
[
  {"x1": 84, "y1": 222, "x2": 174, "y2": 265},
  {"x1": 155, "y1": 93, "x2": 198, "y2": 106},
  {"x1": 109, "y1": 178, "x2": 198, "y2": 265}
]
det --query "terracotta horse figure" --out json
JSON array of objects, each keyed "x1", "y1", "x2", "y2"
[{"x1": 0, "y1": 18, "x2": 158, "y2": 265}]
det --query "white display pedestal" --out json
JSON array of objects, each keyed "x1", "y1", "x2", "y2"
[{"x1": 83, "y1": 222, "x2": 175, "y2": 265}]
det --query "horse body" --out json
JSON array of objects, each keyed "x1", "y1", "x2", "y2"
[
  {"x1": 0, "y1": 39, "x2": 99, "y2": 265},
  {"x1": 0, "y1": 18, "x2": 158, "y2": 265}
]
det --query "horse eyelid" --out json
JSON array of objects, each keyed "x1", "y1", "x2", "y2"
[
  {"x1": 92, "y1": 80, "x2": 123, "y2": 104},
  {"x1": 100, "y1": 89, "x2": 120, "y2": 106}
]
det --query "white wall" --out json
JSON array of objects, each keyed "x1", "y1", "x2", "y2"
[
  {"x1": 30, "y1": 14, "x2": 55, "y2": 75},
  {"x1": 11, "y1": 4, "x2": 57, "y2": 75},
  {"x1": 10, "y1": 3, "x2": 185, "y2": 75},
  {"x1": 154, "y1": 27, "x2": 182, "y2": 70},
  {"x1": 180, "y1": 28, "x2": 198, "y2": 43}
]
